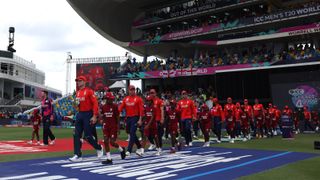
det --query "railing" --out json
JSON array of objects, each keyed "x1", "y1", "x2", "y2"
[
  {"x1": 13, "y1": 55, "x2": 36, "y2": 68},
  {"x1": 5, "y1": 95, "x2": 23, "y2": 105}
]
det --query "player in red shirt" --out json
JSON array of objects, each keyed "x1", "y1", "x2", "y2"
[
  {"x1": 271, "y1": 105, "x2": 280, "y2": 136},
  {"x1": 166, "y1": 99, "x2": 181, "y2": 153},
  {"x1": 240, "y1": 105, "x2": 249, "y2": 141},
  {"x1": 176, "y1": 90, "x2": 197, "y2": 147},
  {"x1": 234, "y1": 102, "x2": 242, "y2": 139},
  {"x1": 69, "y1": 76, "x2": 104, "y2": 162},
  {"x1": 311, "y1": 110, "x2": 319, "y2": 132},
  {"x1": 141, "y1": 96, "x2": 161, "y2": 155},
  {"x1": 267, "y1": 103, "x2": 276, "y2": 137},
  {"x1": 199, "y1": 104, "x2": 211, "y2": 147},
  {"x1": 100, "y1": 92, "x2": 126, "y2": 165},
  {"x1": 282, "y1": 105, "x2": 293, "y2": 117},
  {"x1": 119, "y1": 85, "x2": 144, "y2": 156},
  {"x1": 27, "y1": 109, "x2": 41, "y2": 145},
  {"x1": 253, "y1": 98, "x2": 265, "y2": 138},
  {"x1": 224, "y1": 97, "x2": 236, "y2": 143},
  {"x1": 210, "y1": 98, "x2": 224, "y2": 143},
  {"x1": 149, "y1": 89, "x2": 164, "y2": 152},
  {"x1": 303, "y1": 106, "x2": 314, "y2": 132},
  {"x1": 243, "y1": 99, "x2": 253, "y2": 139}
]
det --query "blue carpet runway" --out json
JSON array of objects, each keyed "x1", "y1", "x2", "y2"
[{"x1": 0, "y1": 147, "x2": 317, "y2": 180}]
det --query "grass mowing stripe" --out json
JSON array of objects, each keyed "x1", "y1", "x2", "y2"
[{"x1": 178, "y1": 152, "x2": 292, "y2": 180}]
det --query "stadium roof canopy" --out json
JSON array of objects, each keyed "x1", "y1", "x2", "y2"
[
  {"x1": 67, "y1": 0, "x2": 185, "y2": 57},
  {"x1": 67, "y1": 0, "x2": 320, "y2": 59}
]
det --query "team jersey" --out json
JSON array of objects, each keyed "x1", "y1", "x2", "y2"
[
  {"x1": 253, "y1": 104, "x2": 264, "y2": 117},
  {"x1": 282, "y1": 109, "x2": 293, "y2": 117},
  {"x1": 312, "y1": 111, "x2": 319, "y2": 124},
  {"x1": 224, "y1": 104, "x2": 235, "y2": 119},
  {"x1": 166, "y1": 108, "x2": 179, "y2": 126},
  {"x1": 303, "y1": 110, "x2": 311, "y2": 121},
  {"x1": 119, "y1": 95, "x2": 144, "y2": 117},
  {"x1": 76, "y1": 87, "x2": 99, "y2": 116},
  {"x1": 234, "y1": 108, "x2": 242, "y2": 122},
  {"x1": 199, "y1": 111, "x2": 211, "y2": 123},
  {"x1": 211, "y1": 104, "x2": 224, "y2": 119},
  {"x1": 144, "y1": 106, "x2": 156, "y2": 126},
  {"x1": 41, "y1": 98, "x2": 53, "y2": 117},
  {"x1": 32, "y1": 115, "x2": 41, "y2": 127},
  {"x1": 243, "y1": 105, "x2": 253, "y2": 120},
  {"x1": 153, "y1": 97, "x2": 164, "y2": 121},
  {"x1": 176, "y1": 98, "x2": 196, "y2": 120},
  {"x1": 101, "y1": 103, "x2": 119, "y2": 127},
  {"x1": 268, "y1": 108, "x2": 276, "y2": 120}
]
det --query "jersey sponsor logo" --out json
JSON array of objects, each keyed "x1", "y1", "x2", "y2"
[{"x1": 104, "y1": 112, "x2": 114, "y2": 118}]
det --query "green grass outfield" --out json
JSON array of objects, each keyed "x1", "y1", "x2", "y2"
[{"x1": 1, "y1": 127, "x2": 319, "y2": 179}]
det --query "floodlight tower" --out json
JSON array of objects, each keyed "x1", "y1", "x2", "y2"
[{"x1": 7, "y1": 27, "x2": 16, "y2": 53}]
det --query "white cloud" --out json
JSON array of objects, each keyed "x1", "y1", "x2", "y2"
[{"x1": 0, "y1": 0, "x2": 137, "y2": 94}]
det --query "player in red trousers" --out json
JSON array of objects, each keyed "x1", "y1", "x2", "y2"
[
  {"x1": 311, "y1": 110, "x2": 319, "y2": 132},
  {"x1": 243, "y1": 99, "x2": 253, "y2": 139},
  {"x1": 149, "y1": 89, "x2": 164, "y2": 153},
  {"x1": 141, "y1": 96, "x2": 161, "y2": 155},
  {"x1": 303, "y1": 106, "x2": 314, "y2": 132},
  {"x1": 27, "y1": 109, "x2": 41, "y2": 145},
  {"x1": 198, "y1": 104, "x2": 211, "y2": 147},
  {"x1": 264, "y1": 104, "x2": 273, "y2": 137},
  {"x1": 240, "y1": 105, "x2": 250, "y2": 141},
  {"x1": 253, "y1": 99, "x2": 265, "y2": 139},
  {"x1": 166, "y1": 99, "x2": 181, "y2": 153},
  {"x1": 234, "y1": 103, "x2": 242, "y2": 139},
  {"x1": 293, "y1": 111, "x2": 300, "y2": 134},
  {"x1": 224, "y1": 97, "x2": 236, "y2": 143},
  {"x1": 100, "y1": 92, "x2": 126, "y2": 165}
]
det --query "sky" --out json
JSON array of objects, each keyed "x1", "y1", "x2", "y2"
[{"x1": 0, "y1": 0, "x2": 140, "y2": 95}]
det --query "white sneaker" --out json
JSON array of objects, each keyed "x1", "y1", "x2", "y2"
[
  {"x1": 80, "y1": 138, "x2": 84, "y2": 143},
  {"x1": 248, "y1": 134, "x2": 251, "y2": 140},
  {"x1": 27, "y1": 140, "x2": 32, "y2": 145},
  {"x1": 97, "y1": 145, "x2": 104, "y2": 159},
  {"x1": 188, "y1": 142, "x2": 193, "y2": 147},
  {"x1": 228, "y1": 136, "x2": 231, "y2": 140},
  {"x1": 125, "y1": 151, "x2": 131, "y2": 157},
  {"x1": 148, "y1": 144, "x2": 156, "y2": 151},
  {"x1": 49, "y1": 140, "x2": 55, "y2": 145},
  {"x1": 243, "y1": 138, "x2": 247, "y2": 142},
  {"x1": 139, "y1": 137, "x2": 142, "y2": 141},
  {"x1": 216, "y1": 140, "x2": 221, "y2": 143},
  {"x1": 136, "y1": 148, "x2": 143, "y2": 157},
  {"x1": 69, "y1": 155, "x2": 82, "y2": 162},
  {"x1": 274, "y1": 131, "x2": 277, "y2": 136},
  {"x1": 155, "y1": 150, "x2": 161, "y2": 156},
  {"x1": 230, "y1": 139, "x2": 234, "y2": 143},
  {"x1": 316, "y1": 127, "x2": 319, "y2": 131},
  {"x1": 140, "y1": 148, "x2": 145, "y2": 155},
  {"x1": 202, "y1": 142, "x2": 210, "y2": 147},
  {"x1": 36, "y1": 141, "x2": 41, "y2": 145}
]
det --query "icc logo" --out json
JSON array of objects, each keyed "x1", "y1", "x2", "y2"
[{"x1": 288, "y1": 88, "x2": 304, "y2": 96}]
